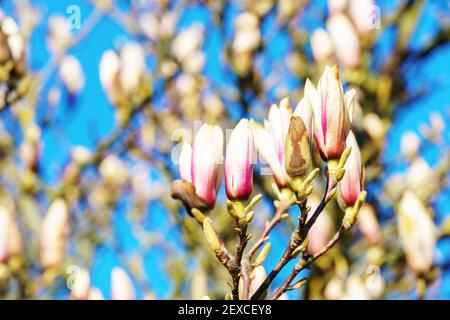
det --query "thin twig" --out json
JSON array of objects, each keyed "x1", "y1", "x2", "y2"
[
  {"x1": 251, "y1": 172, "x2": 335, "y2": 300},
  {"x1": 271, "y1": 226, "x2": 346, "y2": 300}
]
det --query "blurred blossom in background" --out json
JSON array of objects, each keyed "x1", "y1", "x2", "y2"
[{"x1": 0, "y1": 0, "x2": 449, "y2": 300}]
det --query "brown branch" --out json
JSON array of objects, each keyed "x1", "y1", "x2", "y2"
[
  {"x1": 251, "y1": 172, "x2": 336, "y2": 300},
  {"x1": 271, "y1": 226, "x2": 346, "y2": 300},
  {"x1": 230, "y1": 223, "x2": 248, "y2": 300}
]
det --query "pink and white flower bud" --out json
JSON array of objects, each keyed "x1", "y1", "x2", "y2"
[
  {"x1": 178, "y1": 138, "x2": 192, "y2": 182},
  {"x1": 310, "y1": 29, "x2": 334, "y2": 62},
  {"x1": 349, "y1": 0, "x2": 377, "y2": 34},
  {"x1": 0, "y1": 207, "x2": 9, "y2": 263},
  {"x1": 99, "y1": 50, "x2": 124, "y2": 105},
  {"x1": 47, "y1": 16, "x2": 72, "y2": 54},
  {"x1": 293, "y1": 97, "x2": 314, "y2": 140},
  {"x1": 357, "y1": 204, "x2": 381, "y2": 245},
  {"x1": 307, "y1": 203, "x2": 334, "y2": 255},
  {"x1": 59, "y1": 55, "x2": 85, "y2": 95},
  {"x1": 327, "y1": 0, "x2": 347, "y2": 15},
  {"x1": 251, "y1": 121, "x2": 287, "y2": 187},
  {"x1": 120, "y1": 42, "x2": 146, "y2": 94},
  {"x1": 111, "y1": 267, "x2": 136, "y2": 300},
  {"x1": 88, "y1": 287, "x2": 104, "y2": 300},
  {"x1": 398, "y1": 191, "x2": 435, "y2": 274},
  {"x1": 401, "y1": 131, "x2": 420, "y2": 159},
  {"x1": 40, "y1": 199, "x2": 69, "y2": 269},
  {"x1": 327, "y1": 13, "x2": 360, "y2": 68},
  {"x1": 191, "y1": 124, "x2": 224, "y2": 207},
  {"x1": 71, "y1": 268, "x2": 91, "y2": 300},
  {"x1": 339, "y1": 131, "x2": 363, "y2": 207},
  {"x1": 0, "y1": 206, "x2": 21, "y2": 263},
  {"x1": 251, "y1": 101, "x2": 292, "y2": 187},
  {"x1": 306, "y1": 65, "x2": 355, "y2": 160},
  {"x1": 248, "y1": 265, "x2": 267, "y2": 298},
  {"x1": 225, "y1": 119, "x2": 254, "y2": 200}
]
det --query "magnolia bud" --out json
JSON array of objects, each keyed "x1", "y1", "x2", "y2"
[
  {"x1": 398, "y1": 191, "x2": 435, "y2": 274},
  {"x1": 344, "y1": 275, "x2": 370, "y2": 300},
  {"x1": 251, "y1": 100, "x2": 292, "y2": 187},
  {"x1": 203, "y1": 218, "x2": 221, "y2": 254},
  {"x1": 357, "y1": 204, "x2": 381, "y2": 245},
  {"x1": 192, "y1": 124, "x2": 223, "y2": 207},
  {"x1": 327, "y1": 13, "x2": 360, "y2": 68},
  {"x1": 285, "y1": 116, "x2": 312, "y2": 177},
  {"x1": 178, "y1": 138, "x2": 192, "y2": 182},
  {"x1": 99, "y1": 50, "x2": 123, "y2": 105},
  {"x1": 310, "y1": 29, "x2": 334, "y2": 62},
  {"x1": 171, "y1": 24, "x2": 203, "y2": 62},
  {"x1": 307, "y1": 205, "x2": 333, "y2": 255},
  {"x1": 40, "y1": 199, "x2": 69, "y2": 269},
  {"x1": 99, "y1": 155, "x2": 129, "y2": 188},
  {"x1": 327, "y1": 0, "x2": 347, "y2": 15},
  {"x1": 191, "y1": 267, "x2": 208, "y2": 300},
  {"x1": 47, "y1": 16, "x2": 72, "y2": 54},
  {"x1": 0, "y1": 28, "x2": 12, "y2": 65},
  {"x1": 239, "y1": 265, "x2": 267, "y2": 299},
  {"x1": 306, "y1": 65, "x2": 354, "y2": 160},
  {"x1": 349, "y1": 0, "x2": 377, "y2": 34},
  {"x1": 111, "y1": 267, "x2": 136, "y2": 300},
  {"x1": 120, "y1": 42, "x2": 145, "y2": 93},
  {"x1": 293, "y1": 97, "x2": 314, "y2": 140},
  {"x1": 88, "y1": 287, "x2": 104, "y2": 300},
  {"x1": 339, "y1": 131, "x2": 363, "y2": 208},
  {"x1": 71, "y1": 268, "x2": 90, "y2": 300},
  {"x1": 400, "y1": 131, "x2": 420, "y2": 159},
  {"x1": 59, "y1": 55, "x2": 85, "y2": 95},
  {"x1": 233, "y1": 12, "x2": 260, "y2": 54},
  {"x1": 0, "y1": 207, "x2": 11, "y2": 262},
  {"x1": 225, "y1": 119, "x2": 254, "y2": 200}
]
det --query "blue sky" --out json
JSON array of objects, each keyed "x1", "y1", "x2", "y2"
[{"x1": 1, "y1": 0, "x2": 449, "y2": 299}]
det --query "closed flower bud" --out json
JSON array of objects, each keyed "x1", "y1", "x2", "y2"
[
  {"x1": 71, "y1": 268, "x2": 90, "y2": 300},
  {"x1": 99, "y1": 155, "x2": 129, "y2": 188},
  {"x1": 306, "y1": 65, "x2": 355, "y2": 160},
  {"x1": 357, "y1": 204, "x2": 381, "y2": 245},
  {"x1": 251, "y1": 100, "x2": 292, "y2": 187},
  {"x1": 47, "y1": 16, "x2": 72, "y2": 54},
  {"x1": 310, "y1": 29, "x2": 334, "y2": 62},
  {"x1": 88, "y1": 287, "x2": 104, "y2": 300},
  {"x1": 0, "y1": 206, "x2": 21, "y2": 263},
  {"x1": 99, "y1": 50, "x2": 124, "y2": 105},
  {"x1": 225, "y1": 119, "x2": 254, "y2": 200},
  {"x1": 192, "y1": 124, "x2": 224, "y2": 207},
  {"x1": 59, "y1": 55, "x2": 85, "y2": 95},
  {"x1": 40, "y1": 199, "x2": 69, "y2": 269},
  {"x1": 307, "y1": 199, "x2": 333, "y2": 255},
  {"x1": 344, "y1": 275, "x2": 370, "y2": 300},
  {"x1": 327, "y1": 13, "x2": 360, "y2": 68},
  {"x1": 327, "y1": 0, "x2": 347, "y2": 15},
  {"x1": 233, "y1": 12, "x2": 260, "y2": 54},
  {"x1": 338, "y1": 131, "x2": 363, "y2": 208},
  {"x1": 349, "y1": 0, "x2": 377, "y2": 34},
  {"x1": 171, "y1": 24, "x2": 203, "y2": 62},
  {"x1": 120, "y1": 42, "x2": 145, "y2": 94},
  {"x1": 285, "y1": 116, "x2": 312, "y2": 177},
  {"x1": 239, "y1": 265, "x2": 267, "y2": 299},
  {"x1": 178, "y1": 138, "x2": 192, "y2": 182},
  {"x1": 293, "y1": 97, "x2": 314, "y2": 140},
  {"x1": 398, "y1": 191, "x2": 435, "y2": 274},
  {"x1": 111, "y1": 267, "x2": 136, "y2": 300},
  {"x1": 401, "y1": 131, "x2": 420, "y2": 159}
]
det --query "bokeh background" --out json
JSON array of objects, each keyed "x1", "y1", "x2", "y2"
[{"x1": 0, "y1": 0, "x2": 449, "y2": 299}]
